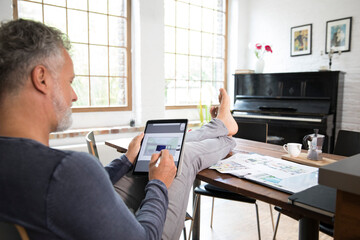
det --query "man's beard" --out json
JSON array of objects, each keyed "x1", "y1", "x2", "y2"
[
  {"x1": 52, "y1": 85, "x2": 73, "y2": 132},
  {"x1": 55, "y1": 106, "x2": 72, "y2": 132}
]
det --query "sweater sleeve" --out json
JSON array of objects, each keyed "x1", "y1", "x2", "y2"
[
  {"x1": 47, "y1": 152, "x2": 168, "y2": 240},
  {"x1": 104, "y1": 154, "x2": 133, "y2": 184}
]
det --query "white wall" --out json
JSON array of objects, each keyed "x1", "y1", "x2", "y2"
[
  {"x1": 0, "y1": 0, "x2": 12, "y2": 21},
  {"x1": 232, "y1": 0, "x2": 360, "y2": 131}
]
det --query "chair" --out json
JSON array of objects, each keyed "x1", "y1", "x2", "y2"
[
  {"x1": 333, "y1": 129, "x2": 360, "y2": 156},
  {"x1": 272, "y1": 129, "x2": 360, "y2": 239},
  {"x1": 189, "y1": 184, "x2": 261, "y2": 240},
  {"x1": 0, "y1": 222, "x2": 30, "y2": 240},
  {"x1": 86, "y1": 131, "x2": 99, "y2": 159},
  {"x1": 234, "y1": 121, "x2": 268, "y2": 142},
  {"x1": 188, "y1": 122, "x2": 269, "y2": 240},
  {"x1": 183, "y1": 212, "x2": 193, "y2": 240}
]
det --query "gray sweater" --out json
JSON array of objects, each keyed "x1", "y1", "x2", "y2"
[{"x1": 0, "y1": 136, "x2": 168, "y2": 239}]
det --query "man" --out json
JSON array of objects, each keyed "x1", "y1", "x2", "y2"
[{"x1": 0, "y1": 19, "x2": 237, "y2": 239}]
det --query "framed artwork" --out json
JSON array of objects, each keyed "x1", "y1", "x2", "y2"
[
  {"x1": 326, "y1": 17, "x2": 352, "y2": 54},
  {"x1": 290, "y1": 24, "x2": 312, "y2": 57}
]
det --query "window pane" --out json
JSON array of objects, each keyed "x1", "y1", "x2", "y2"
[
  {"x1": 68, "y1": 9, "x2": 88, "y2": 43},
  {"x1": 18, "y1": 1, "x2": 42, "y2": 22},
  {"x1": 89, "y1": 0, "x2": 107, "y2": 14},
  {"x1": 109, "y1": 16, "x2": 126, "y2": 47},
  {"x1": 176, "y1": 28, "x2": 188, "y2": 54},
  {"x1": 90, "y1": 45, "x2": 108, "y2": 76},
  {"x1": 175, "y1": 87, "x2": 188, "y2": 105},
  {"x1": 90, "y1": 77, "x2": 108, "y2": 106},
  {"x1": 43, "y1": 0, "x2": 66, "y2": 7},
  {"x1": 164, "y1": 0, "x2": 226, "y2": 107},
  {"x1": 165, "y1": 26, "x2": 175, "y2": 53},
  {"x1": 214, "y1": 59, "x2": 224, "y2": 81},
  {"x1": 202, "y1": 8, "x2": 214, "y2": 33},
  {"x1": 189, "y1": 86, "x2": 201, "y2": 104},
  {"x1": 177, "y1": 79, "x2": 188, "y2": 88},
  {"x1": 176, "y1": 1, "x2": 189, "y2": 29},
  {"x1": 189, "y1": 5, "x2": 201, "y2": 31},
  {"x1": 110, "y1": 77, "x2": 126, "y2": 106},
  {"x1": 189, "y1": 30, "x2": 201, "y2": 55},
  {"x1": 165, "y1": 80, "x2": 176, "y2": 105},
  {"x1": 215, "y1": 12, "x2": 225, "y2": 35},
  {"x1": 216, "y1": 0, "x2": 226, "y2": 12},
  {"x1": 109, "y1": 47, "x2": 126, "y2": 77},
  {"x1": 165, "y1": 53, "x2": 175, "y2": 79},
  {"x1": 71, "y1": 43, "x2": 89, "y2": 75},
  {"x1": 202, "y1": 57, "x2": 212, "y2": 80},
  {"x1": 72, "y1": 76, "x2": 89, "y2": 107},
  {"x1": 202, "y1": 32, "x2": 213, "y2": 57},
  {"x1": 89, "y1": 12, "x2": 108, "y2": 45},
  {"x1": 164, "y1": 0, "x2": 175, "y2": 26},
  {"x1": 202, "y1": 0, "x2": 216, "y2": 9},
  {"x1": 191, "y1": 0, "x2": 202, "y2": 7},
  {"x1": 67, "y1": 0, "x2": 87, "y2": 11},
  {"x1": 176, "y1": 55, "x2": 188, "y2": 80},
  {"x1": 214, "y1": 35, "x2": 224, "y2": 58},
  {"x1": 44, "y1": 5, "x2": 66, "y2": 34},
  {"x1": 109, "y1": 0, "x2": 125, "y2": 16},
  {"x1": 17, "y1": 0, "x2": 131, "y2": 110},
  {"x1": 189, "y1": 56, "x2": 201, "y2": 80},
  {"x1": 213, "y1": 81, "x2": 224, "y2": 93}
]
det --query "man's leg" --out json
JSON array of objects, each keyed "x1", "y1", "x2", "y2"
[
  {"x1": 113, "y1": 172, "x2": 147, "y2": 213},
  {"x1": 162, "y1": 119, "x2": 236, "y2": 240},
  {"x1": 112, "y1": 119, "x2": 235, "y2": 217}
]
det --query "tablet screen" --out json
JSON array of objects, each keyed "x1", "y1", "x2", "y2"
[{"x1": 133, "y1": 119, "x2": 188, "y2": 174}]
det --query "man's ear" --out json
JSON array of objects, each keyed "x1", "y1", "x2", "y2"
[{"x1": 31, "y1": 65, "x2": 49, "y2": 94}]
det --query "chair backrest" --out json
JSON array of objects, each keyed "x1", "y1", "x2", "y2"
[
  {"x1": 0, "y1": 222, "x2": 30, "y2": 240},
  {"x1": 86, "y1": 131, "x2": 99, "y2": 159},
  {"x1": 333, "y1": 130, "x2": 360, "y2": 157},
  {"x1": 234, "y1": 122, "x2": 268, "y2": 143}
]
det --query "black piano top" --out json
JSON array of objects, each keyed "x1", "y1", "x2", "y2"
[{"x1": 233, "y1": 71, "x2": 345, "y2": 115}]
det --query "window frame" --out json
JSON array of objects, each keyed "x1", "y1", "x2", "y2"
[
  {"x1": 13, "y1": 0, "x2": 132, "y2": 113},
  {"x1": 164, "y1": 0, "x2": 228, "y2": 110}
]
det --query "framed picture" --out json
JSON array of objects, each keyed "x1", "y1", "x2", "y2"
[
  {"x1": 326, "y1": 17, "x2": 352, "y2": 53},
  {"x1": 290, "y1": 24, "x2": 312, "y2": 57}
]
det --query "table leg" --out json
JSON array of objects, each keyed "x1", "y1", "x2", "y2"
[
  {"x1": 192, "y1": 179, "x2": 201, "y2": 240},
  {"x1": 298, "y1": 217, "x2": 319, "y2": 240}
]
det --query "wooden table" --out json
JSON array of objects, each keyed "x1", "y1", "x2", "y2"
[
  {"x1": 193, "y1": 138, "x2": 345, "y2": 240},
  {"x1": 105, "y1": 137, "x2": 345, "y2": 239},
  {"x1": 105, "y1": 138, "x2": 132, "y2": 153}
]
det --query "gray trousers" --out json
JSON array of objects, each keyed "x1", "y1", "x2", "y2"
[{"x1": 113, "y1": 119, "x2": 236, "y2": 240}]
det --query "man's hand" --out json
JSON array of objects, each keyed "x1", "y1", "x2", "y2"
[
  {"x1": 125, "y1": 133, "x2": 144, "y2": 164},
  {"x1": 149, "y1": 150, "x2": 177, "y2": 189}
]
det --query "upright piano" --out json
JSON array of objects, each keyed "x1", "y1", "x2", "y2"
[{"x1": 232, "y1": 71, "x2": 345, "y2": 153}]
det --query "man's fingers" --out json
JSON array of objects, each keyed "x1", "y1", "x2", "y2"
[
  {"x1": 150, "y1": 152, "x2": 161, "y2": 164},
  {"x1": 132, "y1": 132, "x2": 144, "y2": 145}
]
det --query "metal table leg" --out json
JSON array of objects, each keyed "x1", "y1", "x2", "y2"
[
  {"x1": 299, "y1": 217, "x2": 319, "y2": 240},
  {"x1": 192, "y1": 179, "x2": 201, "y2": 240}
]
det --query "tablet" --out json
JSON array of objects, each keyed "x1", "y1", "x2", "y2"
[{"x1": 133, "y1": 119, "x2": 188, "y2": 175}]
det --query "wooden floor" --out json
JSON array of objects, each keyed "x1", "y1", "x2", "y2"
[{"x1": 182, "y1": 188, "x2": 333, "y2": 240}]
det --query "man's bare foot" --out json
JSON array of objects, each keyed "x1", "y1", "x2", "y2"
[{"x1": 215, "y1": 88, "x2": 238, "y2": 136}]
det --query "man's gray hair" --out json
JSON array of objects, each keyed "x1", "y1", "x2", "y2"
[{"x1": 0, "y1": 19, "x2": 71, "y2": 98}]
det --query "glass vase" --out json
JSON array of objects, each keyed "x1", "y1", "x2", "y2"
[{"x1": 255, "y1": 58, "x2": 265, "y2": 73}]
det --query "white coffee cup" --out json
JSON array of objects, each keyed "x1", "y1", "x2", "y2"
[{"x1": 283, "y1": 143, "x2": 302, "y2": 157}]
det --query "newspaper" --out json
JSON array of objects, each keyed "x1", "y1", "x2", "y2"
[{"x1": 210, "y1": 153, "x2": 318, "y2": 194}]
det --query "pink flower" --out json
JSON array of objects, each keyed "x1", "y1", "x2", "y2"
[
  {"x1": 251, "y1": 42, "x2": 273, "y2": 59},
  {"x1": 265, "y1": 45, "x2": 272, "y2": 53}
]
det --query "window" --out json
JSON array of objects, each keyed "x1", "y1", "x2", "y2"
[
  {"x1": 164, "y1": 0, "x2": 227, "y2": 108},
  {"x1": 14, "y1": 0, "x2": 131, "y2": 112}
]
